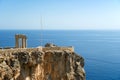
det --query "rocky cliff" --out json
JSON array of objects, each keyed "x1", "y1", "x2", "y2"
[{"x1": 0, "y1": 46, "x2": 85, "y2": 80}]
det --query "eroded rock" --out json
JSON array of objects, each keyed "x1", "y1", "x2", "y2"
[{"x1": 0, "y1": 48, "x2": 85, "y2": 80}]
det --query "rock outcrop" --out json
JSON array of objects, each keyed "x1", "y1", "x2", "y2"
[{"x1": 0, "y1": 46, "x2": 85, "y2": 80}]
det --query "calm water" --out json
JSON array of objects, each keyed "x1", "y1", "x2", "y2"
[{"x1": 0, "y1": 30, "x2": 120, "y2": 80}]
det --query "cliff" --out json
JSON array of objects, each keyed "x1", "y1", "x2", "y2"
[{"x1": 0, "y1": 46, "x2": 85, "y2": 80}]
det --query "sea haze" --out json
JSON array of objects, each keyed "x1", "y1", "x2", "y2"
[{"x1": 0, "y1": 30, "x2": 120, "y2": 80}]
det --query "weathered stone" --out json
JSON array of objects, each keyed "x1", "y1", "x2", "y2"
[
  {"x1": 0, "y1": 47, "x2": 85, "y2": 80},
  {"x1": 45, "y1": 43, "x2": 57, "y2": 47},
  {"x1": 18, "y1": 51, "x2": 29, "y2": 64},
  {"x1": 15, "y1": 34, "x2": 27, "y2": 48}
]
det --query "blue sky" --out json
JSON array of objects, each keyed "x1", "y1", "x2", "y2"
[{"x1": 0, "y1": 0, "x2": 120, "y2": 30}]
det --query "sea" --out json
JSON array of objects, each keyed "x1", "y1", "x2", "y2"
[{"x1": 0, "y1": 30, "x2": 120, "y2": 80}]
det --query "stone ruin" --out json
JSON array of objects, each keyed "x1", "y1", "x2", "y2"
[
  {"x1": 0, "y1": 34, "x2": 27, "y2": 49},
  {"x1": 0, "y1": 34, "x2": 85, "y2": 80},
  {"x1": 1, "y1": 34, "x2": 74, "y2": 52},
  {"x1": 15, "y1": 34, "x2": 27, "y2": 48}
]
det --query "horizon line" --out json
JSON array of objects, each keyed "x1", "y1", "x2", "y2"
[{"x1": 0, "y1": 29, "x2": 120, "y2": 31}]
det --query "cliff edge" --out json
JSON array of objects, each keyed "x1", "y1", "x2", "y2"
[{"x1": 0, "y1": 45, "x2": 85, "y2": 80}]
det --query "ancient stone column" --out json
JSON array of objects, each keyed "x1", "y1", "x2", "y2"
[
  {"x1": 15, "y1": 35, "x2": 19, "y2": 48},
  {"x1": 24, "y1": 38, "x2": 27, "y2": 48},
  {"x1": 23, "y1": 38, "x2": 26, "y2": 48},
  {"x1": 15, "y1": 34, "x2": 27, "y2": 48},
  {"x1": 22, "y1": 38, "x2": 24, "y2": 48}
]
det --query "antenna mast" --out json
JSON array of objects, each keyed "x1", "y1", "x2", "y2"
[{"x1": 40, "y1": 16, "x2": 43, "y2": 46}]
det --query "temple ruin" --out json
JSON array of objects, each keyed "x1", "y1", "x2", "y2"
[
  {"x1": 15, "y1": 34, "x2": 27, "y2": 48},
  {"x1": 0, "y1": 34, "x2": 74, "y2": 52}
]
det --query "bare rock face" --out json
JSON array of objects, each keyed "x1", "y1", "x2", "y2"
[{"x1": 0, "y1": 49, "x2": 85, "y2": 80}]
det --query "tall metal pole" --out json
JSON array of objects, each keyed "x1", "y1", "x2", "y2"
[{"x1": 40, "y1": 16, "x2": 43, "y2": 46}]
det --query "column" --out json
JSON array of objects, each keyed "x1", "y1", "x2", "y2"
[
  {"x1": 22, "y1": 38, "x2": 24, "y2": 48},
  {"x1": 15, "y1": 36, "x2": 19, "y2": 48},
  {"x1": 25, "y1": 38, "x2": 27, "y2": 48}
]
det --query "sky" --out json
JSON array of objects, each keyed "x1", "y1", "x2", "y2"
[{"x1": 0, "y1": 0, "x2": 120, "y2": 30}]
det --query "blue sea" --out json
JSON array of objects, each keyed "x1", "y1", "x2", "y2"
[{"x1": 0, "y1": 30, "x2": 120, "y2": 80}]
